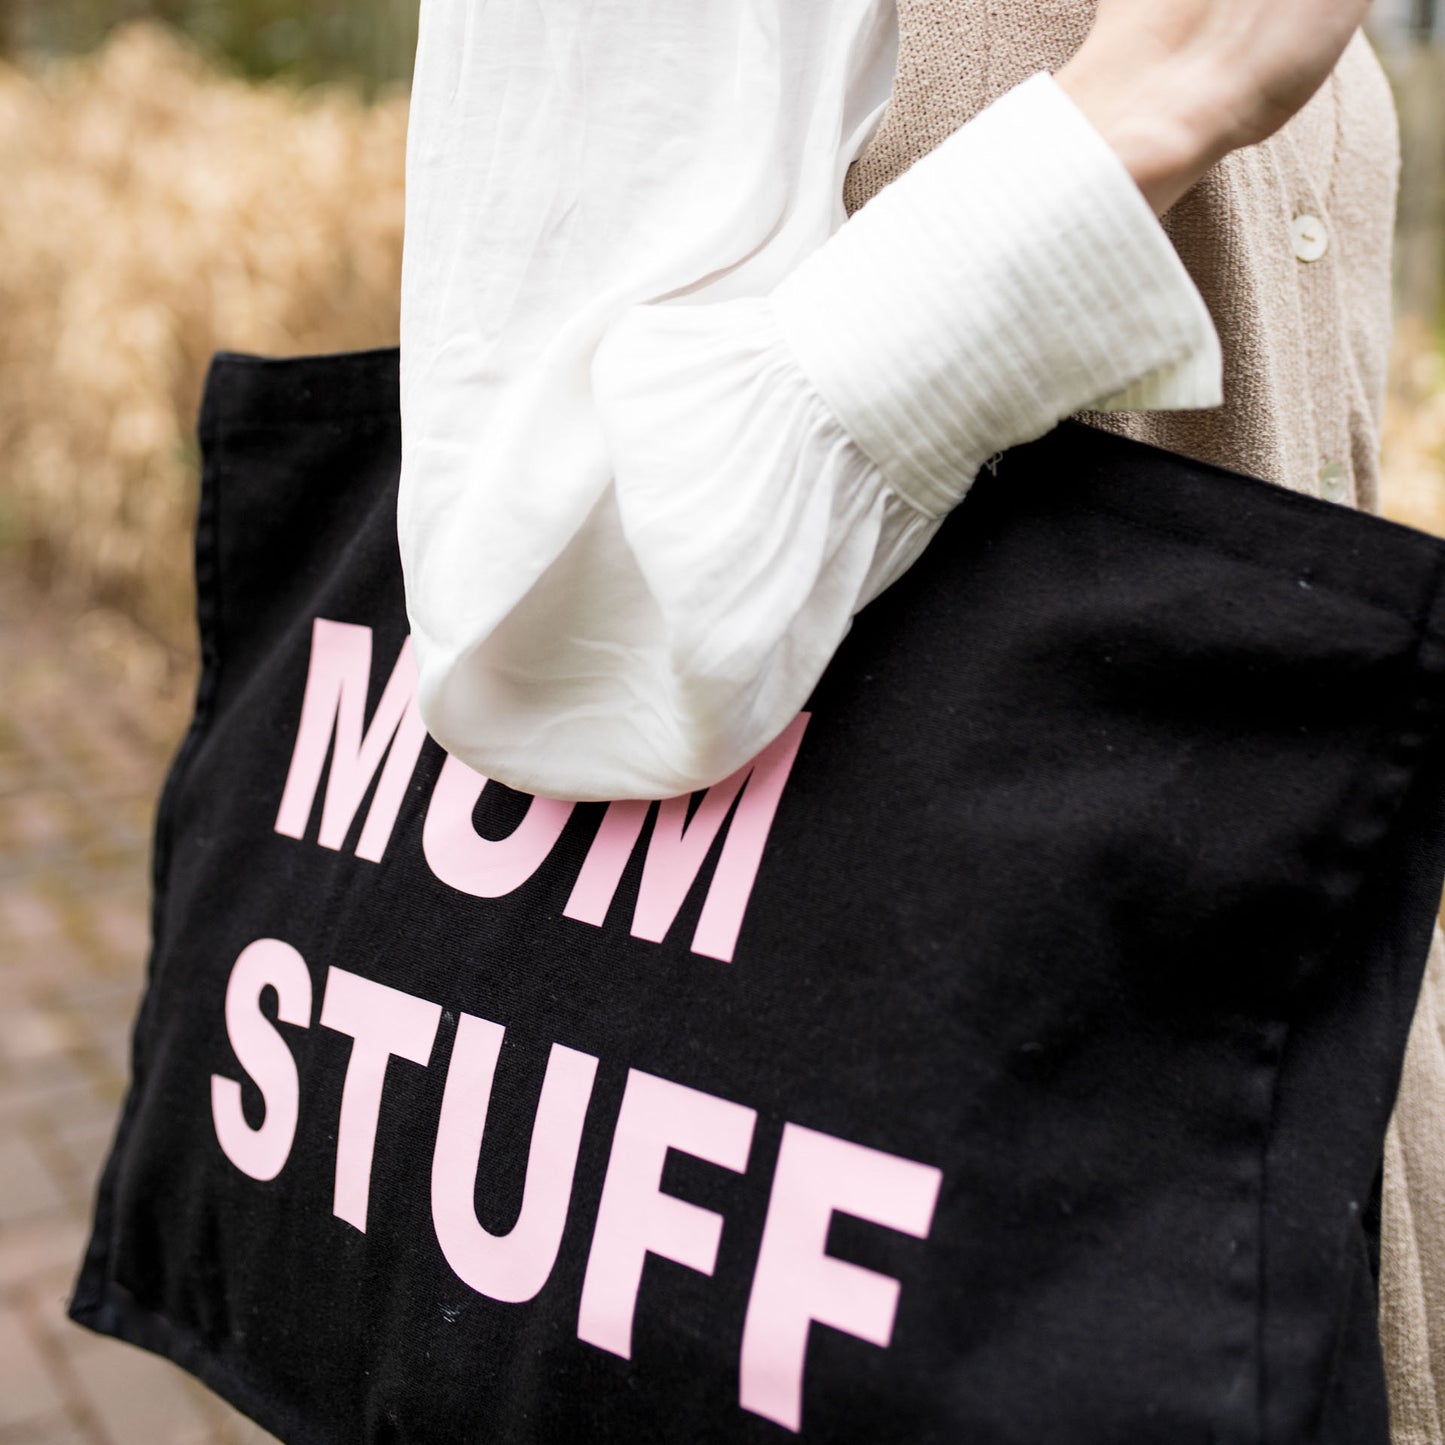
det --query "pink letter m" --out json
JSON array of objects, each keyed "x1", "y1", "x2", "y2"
[
  {"x1": 274, "y1": 619, "x2": 429, "y2": 864},
  {"x1": 563, "y1": 714, "x2": 810, "y2": 964}
]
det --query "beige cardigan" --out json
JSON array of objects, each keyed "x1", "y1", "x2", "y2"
[{"x1": 844, "y1": 7, "x2": 1444, "y2": 1440}]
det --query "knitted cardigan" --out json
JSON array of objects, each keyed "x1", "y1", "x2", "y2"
[{"x1": 843, "y1": 8, "x2": 1444, "y2": 1441}]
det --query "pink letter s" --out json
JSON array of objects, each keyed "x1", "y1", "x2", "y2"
[{"x1": 211, "y1": 938, "x2": 313, "y2": 1182}]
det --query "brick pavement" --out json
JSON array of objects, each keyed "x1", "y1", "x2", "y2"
[{"x1": 0, "y1": 578, "x2": 279, "y2": 1445}]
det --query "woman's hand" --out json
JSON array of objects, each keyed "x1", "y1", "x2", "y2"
[{"x1": 1056, "y1": 0, "x2": 1376, "y2": 214}]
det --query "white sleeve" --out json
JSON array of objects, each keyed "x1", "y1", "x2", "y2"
[{"x1": 400, "y1": 4, "x2": 1221, "y2": 804}]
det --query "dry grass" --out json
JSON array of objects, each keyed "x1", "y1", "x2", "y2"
[
  {"x1": 1381, "y1": 316, "x2": 1445, "y2": 537},
  {"x1": 0, "y1": 23, "x2": 406, "y2": 651}
]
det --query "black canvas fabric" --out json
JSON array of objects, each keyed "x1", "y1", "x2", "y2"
[{"x1": 70, "y1": 348, "x2": 1445, "y2": 1445}]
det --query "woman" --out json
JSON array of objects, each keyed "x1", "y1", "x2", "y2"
[{"x1": 399, "y1": 0, "x2": 1443, "y2": 1435}]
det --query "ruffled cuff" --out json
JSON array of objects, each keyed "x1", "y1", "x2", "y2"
[
  {"x1": 770, "y1": 71, "x2": 1223, "y2": 520},
  {"x1": 592, "y1": 298, "x2": 934, "y2": 798}
]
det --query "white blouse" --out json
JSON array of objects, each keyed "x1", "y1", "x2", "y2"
[{"x1": 399, "y1": 0, "x2": 1224, "y2": 803}]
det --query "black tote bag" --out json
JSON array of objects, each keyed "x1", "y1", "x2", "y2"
[{"x1": 70, "y1": 348, "x2": 1445, "y2": 1445}]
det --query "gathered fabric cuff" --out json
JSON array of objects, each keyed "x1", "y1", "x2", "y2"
[{"x1": 770, "y1": 71, "x2": 1224, "y2": 521}]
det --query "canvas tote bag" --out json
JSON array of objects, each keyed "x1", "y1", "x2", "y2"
[{"x1": 70, "y1": 347, "x2": 1445, "y2": 1444}]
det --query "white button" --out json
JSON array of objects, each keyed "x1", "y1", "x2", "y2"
[
  {"x1": 1319, "y1": 461, "x2": 1349, "y2": 502},
  {"x1": 1292, "y1": 214, "x2": 1329, "y2": 263}
]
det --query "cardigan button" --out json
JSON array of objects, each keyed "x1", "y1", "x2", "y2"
[
  {"x1": 1319, "y1": 461, "x2": 1349, "y2": 502},
  {"x1": 1292, "y1": 214, "x2": 1329, "y2": 263}
]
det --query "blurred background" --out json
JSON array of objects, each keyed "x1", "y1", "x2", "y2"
[
  {"x1": 0, "y1": 6, "x2": 1443, "y2": 1445},
  {"x1": 0, "y1": 10, "x2": 410, "y2": 1444}
]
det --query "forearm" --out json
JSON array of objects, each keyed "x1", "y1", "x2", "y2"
[
  {"x1": 1055, "y1": 57, "x2": 1233, "y2": 217},
  {"x1": 1056, "y1": 0, "x2": 1373, "y2": 215}
]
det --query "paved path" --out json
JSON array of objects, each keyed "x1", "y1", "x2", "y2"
[{"x1": 0, "y1": 579, "x2": 279, "y2": 1445}]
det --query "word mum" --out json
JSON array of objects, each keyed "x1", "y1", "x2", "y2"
[
  {"x1": 274, "y1": 619, "x2": 810, "y2": 962},
  {"x1": 213, "y1": 941, "x2": 944, "y2": 1434}
]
